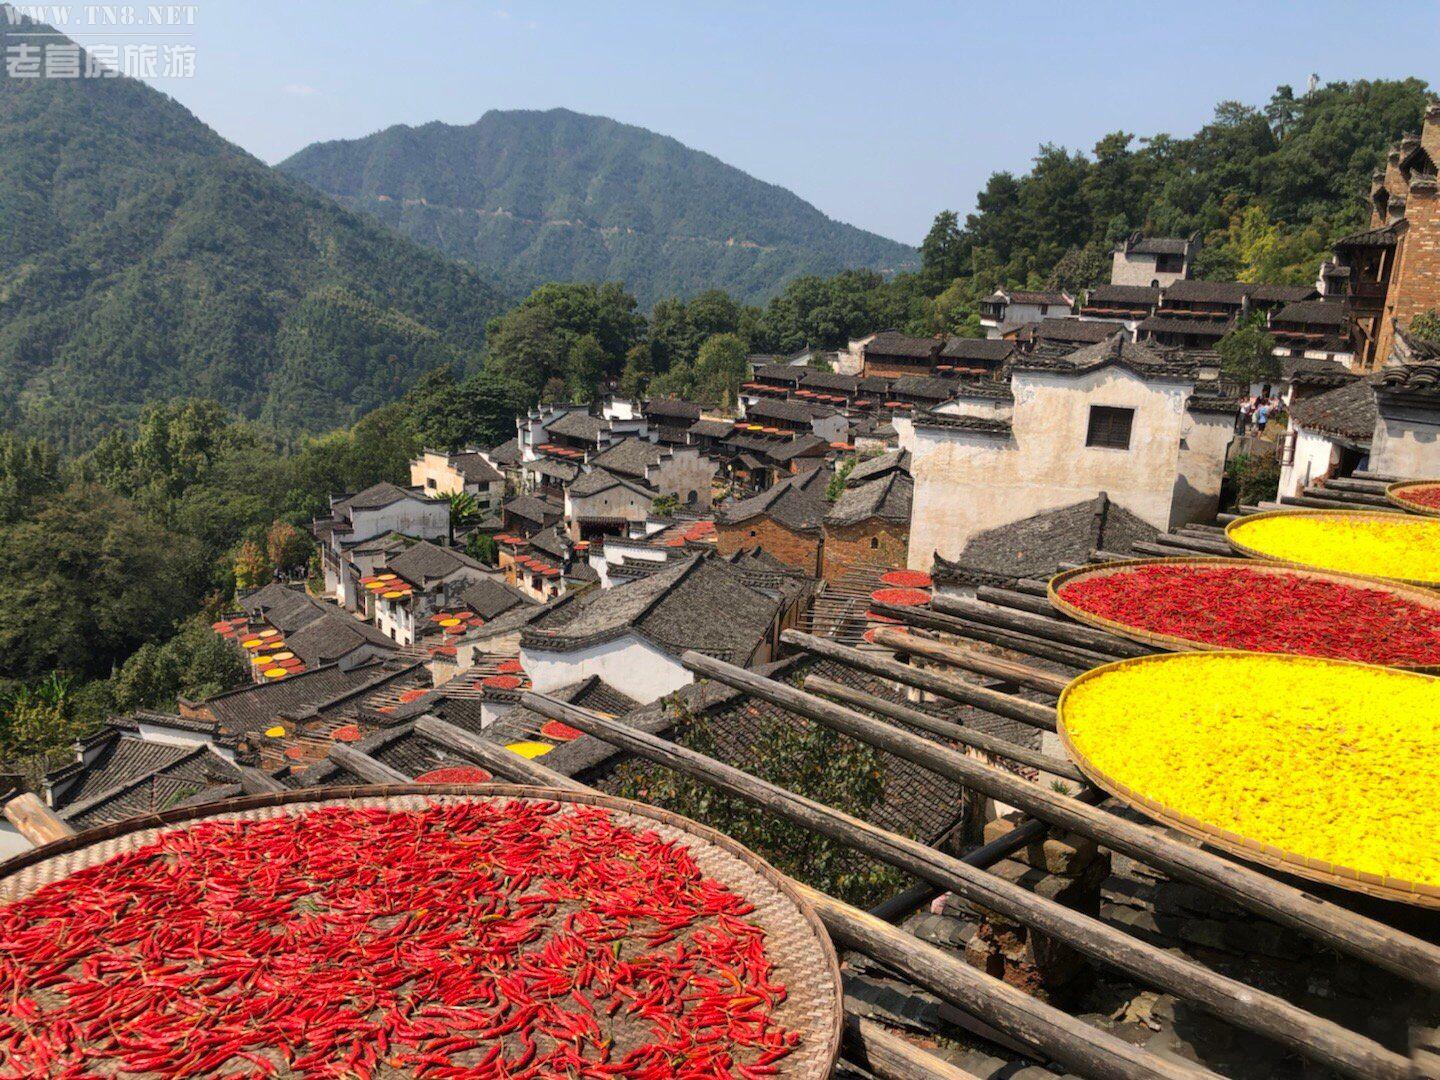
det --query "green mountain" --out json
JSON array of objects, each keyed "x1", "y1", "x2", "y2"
[
  {"x1": 278, "y1": 108, "x2": 918, "y2": 307},
  {"x1": 0, "y1": 12, "x2": 507, "y2": 448}
]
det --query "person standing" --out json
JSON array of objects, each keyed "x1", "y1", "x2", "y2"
[{"x1": 1255, "y1": 400, "x2": 1271, "y2": 435}]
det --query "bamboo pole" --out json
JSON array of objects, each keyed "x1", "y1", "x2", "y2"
[
  {"x1": 682, "y1": 651, "x2": 1440, "y2": 995},
  {"x1": 234, "y1": 765, "x2": 288, "y2": 795},
  {"x1": 783, "y1": 630, "x2": 1057, "y2": 731},
  {"x1": 326, "y1": 743, "x2": 412, "y2": 785},
  {"x1": 871, "y1": 627, "x2": 1069, "y2": 695},
  {"x1": 523, "y1": 691, "x2": 1395, "y2": 1080},
  {"x1": 517, "y1": 691, "x2": 1219, "y2": 1080},
  {"x1": 802, "y1": 675, "x2": 1084, "y2": 783},
  {"x1": 870, "y1": 601, "x2": 1110, "y2": 671},
  {"x1": 932, "y1": 595, "x2": 1146, "y2": 659},
  {"x1": 970, "y1": 591, "x2": 1151, "y2": 658},
  {"x1": 842, "y1": 1015, "x2": 985, "y2": 1080},
  {"x1": 807, "y1": 890, "x2": 1217, "y2": 1080},
  {"x1": 413, "y1": 715, "x2": 591, "y2": 792}
]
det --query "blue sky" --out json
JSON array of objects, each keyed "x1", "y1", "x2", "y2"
[{"x1": 91, "y1": 1, "x2": 1440, "y2": 244}]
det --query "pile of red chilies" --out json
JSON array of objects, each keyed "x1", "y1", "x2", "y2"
[
  {"x1": 1058, "y1": 564, "x2": 1440, "y2": 665},
  {"x1": 0, "y1": 801, "x2": 801, "y2": 1078},
  {"x1": 1397, "y1": 485, "x2": 1440, "y2": 510}
]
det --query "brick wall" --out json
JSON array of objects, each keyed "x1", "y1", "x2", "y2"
[
  {"x1": 715, "y1": 516, "x2": 821, "y2": 576},
  {"x1": 1381, "y1": 184, "x2": 1440, "y2": 363},
  {"x1": 821, "y1": 519, "x2": 909, "y2": 581}
]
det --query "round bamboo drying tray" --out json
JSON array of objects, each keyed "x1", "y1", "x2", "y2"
[
  {"x1": 1224, "y1": 508, "x2": 1440, "y2": 588},
  {"x1": 0, "y1": 784, "x2": 843, "y2": 1079},
  {"x1": 1386, "y1": 479, "x2": 1440, "y2": 517},
  {"x1": 1056, "y1": 653, "x2": 1440, "y2": 908},
  {"x1": 1047, "y1": 556, "x2": 1440, "y2": 672}
]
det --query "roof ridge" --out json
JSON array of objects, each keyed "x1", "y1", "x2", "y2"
[{"x1": 57, "y1": 743, "x2": 219, "y2": 821}]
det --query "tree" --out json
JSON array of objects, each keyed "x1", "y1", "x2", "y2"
[
  {"x1": 466, "y1": 532, "x2": 499, "y2": 565},
  {"x1": 0, "y1": 484, "x2": 207, "y2": 679},
  {"x1": 265, "y1": 521, "x2": 311, "y2": 576},
  {"x1": 0, "y1": 674, "x2": 86, "y2": 764},
  {"x1": 652, "y1": 494, "x2": 680, "y2": 517},
  {"x1": 692, "y1": 333, "x2": 749, "y2": 409},
  {"x1": 233, "y1": 539, "x2": 271, "y2": 593},
  {"x1": 444, "y1": 490, "x2": 482, "y2": 545},
  {"x1": 1217, "y1": 318, "x2": 1280, "y2": 383},
  {"x1": 111, "y1": 617, "x2": 247, "y2": 712},
  {"x1": 920, "y1": 210, "x2": 965, "y2": 285}
]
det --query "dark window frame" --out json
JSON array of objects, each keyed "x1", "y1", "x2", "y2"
[{"x1": 1086, "y1": 405, "x2": 1135, "y2": 450}]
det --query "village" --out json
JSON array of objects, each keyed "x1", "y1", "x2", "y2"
[{"x1": 2, "y1": 96, "x2": 1440, "y2": 1080}]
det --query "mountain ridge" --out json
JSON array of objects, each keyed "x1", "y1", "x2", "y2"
[
  {"x1": 0, "y1": 10, "x2": 509, "y2": 447},
  {"x1": 278, "y1": 107, "x2": 917, "y2": 306}
]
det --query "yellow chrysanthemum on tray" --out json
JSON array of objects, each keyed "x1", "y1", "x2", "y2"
[
  {"x1": 1058, "y1": 652, "x2": 1440, "y2": 905},
  {"x1": 1226, "y1": 509, "x2": 1440, "y2": 586}
]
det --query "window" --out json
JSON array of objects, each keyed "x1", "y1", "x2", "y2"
[
  {"x1": 1086, "y1": 406, "x2": 1134, "y2": 450},
  {"x1": 870, "y1": 537, "x2": 880, "y2": 550}
]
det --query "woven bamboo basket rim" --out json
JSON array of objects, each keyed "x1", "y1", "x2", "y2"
[
  {"x1": 0, "y1": 783, "x2": 843, "y2": 1079},
  {"x1": 1224, "y1": 508, "x2": 1440, "y2": 589},
  {"x1": 1047, "y1": 556, "x2": 1440, "y2": 672},
  {"x1": 1385, "y1": 479, "x2": 1440, "y2": 518},
  {"x1": 1056, "y1": 652, "x2": 1440, "y2": 909}
]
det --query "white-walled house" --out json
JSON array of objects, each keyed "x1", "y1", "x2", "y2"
[
  {"x1": 907, "y1": 335, "x2": 1234, "y2": 570},
  {"x1": 565, "y1": 469, "x2": 655, "y2": 540},
  {"x1": 316, "y1": 482, "x2": 449, "y2": 604},
  {"x1": 587, "y1": 437, "x2": 719, "y2": 509},
  {"x1": 373, "y1": 541, "x2": 492, "y2": 646},
  {"x1": 1111, "y1": 234, "x2": 1199, "y2": 287},
  {"x1": 409, "y1": 450, "x2": 505, "y2": 509},
  {"x1": 1370, "y1": 337, "x2": 1440, "y2": 479},
  {"x1": 978, "y1": 289, "x2": 1073, "y2": 338},
  {"x1": 518, "y1": 555, "x2": 783, "y2": 703}
]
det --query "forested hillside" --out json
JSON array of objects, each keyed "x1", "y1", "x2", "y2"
[
  {"x1": 0, "y1": 13, "x2": 508, "y2": 448},
  {"x1": 278, "y1": 108, "x2": 918, "y2": 307}
]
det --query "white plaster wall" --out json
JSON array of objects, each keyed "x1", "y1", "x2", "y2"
[
  {"x1": 1171, "y1": 410, "x2": 1233, "y2": 527},
  {"x1": 349, "y1": 500, "x2": 449, "y2": 545},
  {"x1": 1278, "y1": 428, "x2": 1341, "y2": 499},
  {"x1": 520, "y1": 635, "x2": 690, "y2": 703},
  {"x1": 907, "y1": 367, "x2": 1192, "y2": 570},
  {"x1": 1111, "y1": 252, "x2": 1162, "y2": 287},
  {"x1": 1371, "y1": 409, "x2": 1440, "y2": 479},
  {"x1": 0, "y1": 822, "x2": 32, "y2": 859}
]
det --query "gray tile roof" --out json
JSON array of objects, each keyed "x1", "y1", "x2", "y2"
[
  {"x1": 864, "y1": 331, "x2": 938, "y2": 360},
  {"x1": 825, "y1": 471, "x2": 913, "y2": 527},
  {"x1": 504, "y1": 493, "x2": 563, "y2": 526},
  {"x1": 284, "y1": 611, "x2": 396, "y2": 666},
  {"x1": 1334, "y1": 222, "x2": 1401, "y2": 248},
  {"x1": 448, "y1": 451, "x2": 504, "y2": 484},
  {"x1": 1031, "y1": 318, "x2": 1122, "y2": 344},
  {"x1": 458, "y1": 576, "x2": 538, "y2": 620},
  {"x1": 1020, "y1": 333, "x2": 1200, "y2": 378},
  {"x1": 890, "y1": 376, "x2": 955, "y2": 402},
  {"x1": 845, "y1": 449, "x2": 910, "y2": 485},
  {"x1": 747, "y1": 397, "x2": 834, "y2": 424},
  {"x1": 587, "y1": 437, "x2": 669, "y2": 479},
  {"x1": 1161, "y1": 280, "x2": 1254, "y2": 305},
  {"x1": 545, "y1": 410, "x2": 607, "y2": 442},
  {"x1": 1272, "y1": 300, "x2": 1350, "y2": 327},
  {"x1": 1085, "y1": 284, "x2": 1162, "y2": 306},
  {"x1": 523, "y1": 554, "x2": 780, "y2": 664},
  {"x1": 938, "y1": 337, "x2": 1015, "y2": 363},
  {"x1": 767, "y1": 433, "x2": 832, "y2": 462},
  {"x1": 718, "y1": 468, "x2": 831, "y2": 532},
  {"x1": 568, "y1": 467, "x2": 653, "y2": 499},
  {"x1": 1289, "y1": 379, "x2": 1377, "y2": 442},
  {"x1": 911, "y1": 412, "x2": 1013, "y2": 435},
  {"x1": 933, "y1": 494, "x2": 1158, "y2": 587},
  {"x1": 336, "y1": 482, "x2": 427, "y2": 513},
  {"x1": 191, "y1": 661, "x2": 407, "y2": 738},
  {"x1": 751, "y1": 363, "x2": 805, "y2": 385},
  {"x1": 799, "y1": 369, "x2": 859, "y2": 393},
  {"x1": 688, "y1": 418, "x2": 734, "y2": 439},
  {"x1": 487, "y1": 438, "x2": 523, "y2": 466},
  {"x1": 387, "y1": 540, "x2": 487, "y2": 586},
  {"x1": 1139, "y1": 315, "x2": 1233, "y2": 338},
  {"x1": 644, "y1": 398, "x2": 702, "y2": 422}
]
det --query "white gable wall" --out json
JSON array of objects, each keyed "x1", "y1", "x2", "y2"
[
  {"x1": 520, "y1": 634, "x2": 690, "y2": 704},
  {"x1": 908, "y1": 366, "x2": 1196, "y2": 570}
]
